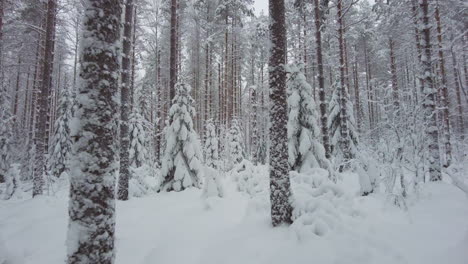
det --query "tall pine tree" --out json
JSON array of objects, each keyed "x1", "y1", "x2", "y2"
[{"x1": 66, "y1": 0, "x2": 122, "y2": 262}]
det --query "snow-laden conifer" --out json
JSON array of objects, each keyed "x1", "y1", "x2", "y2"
[
  {"x1": 129, "y1": 111, "x2": 148, "y2": 169},
  {"x1": 287, "y1": 64, "x2": 333, "y2": 178},
  {"x1": 0, "y1": 86, "x2": 13, "y2": 185},
  {"x1": 49, "y1": 87, "x2": 72, "y2": 178},
  {"x1": 2, "y1": 164, "x2": 20, "y2": 200},
  {"x1": 328, "y1": 86, "x2": 359, "y2": 170},
  {"x1": 228, "y1": 119, "x2": 244, "y2": 169},
  {"x1": 161, "y1": 82, "x2": 203, "y2": 192},
  {"x1": 204, "y1": 119, "x2": 219, "y2": 169}
]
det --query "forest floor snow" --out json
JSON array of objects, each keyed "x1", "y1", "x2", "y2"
[{"x1": 0, "y1": 172, "x2": 467, "y2": 264}]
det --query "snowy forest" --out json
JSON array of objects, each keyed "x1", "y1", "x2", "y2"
[{"x1": 0, "y1": 0, "x2": 467, "y2": 263}]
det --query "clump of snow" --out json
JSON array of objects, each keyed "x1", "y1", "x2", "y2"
[
  {"x1": 231, "y1": 160, "x2": 267, "y2": 198},
  {"x1": 290, "y1": 169, "x2": 358, "y2": 240},
  {"x1": 202, "y1": 166, "x2": 224, "y2": 198},
  {"x1": 2, "y1": 163, "x2": 21, "y2": 200},
  {"x1": 129, "y1": 165, "x2": 160, "y2": 197}
]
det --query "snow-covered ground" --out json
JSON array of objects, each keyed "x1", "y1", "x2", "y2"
[{"x1": 1, "y1": 171, "x2": 467, "y2": 264}]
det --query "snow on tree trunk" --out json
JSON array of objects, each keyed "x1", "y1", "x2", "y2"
[
  {"x1": 66, "y1": 0, "x2": 122, "y2": 263},
  {"x1": 268, "y1": 0, "x2": 293, "y2": 227},
  {"x1": 287, "y1": 64, "x2": 333, "y2": 179},
  {"x1": 313, "y1": 0, "x2": 331, "y2": 160},
  {"x1": 336, "y1": 0, "x2": 352, "y2": 172},
  {"x1": 419, "y1": 0, "x2": 442, "y2": 182},
  {"x1": 117, "y1": 0, "x2": 135, "y2": 201},
  {"x1": 434, "y1": 1, "x2": 452, "y2": 167},
  {"x1": 161, "y1": 82, "x2": 203, "y2": 192}
]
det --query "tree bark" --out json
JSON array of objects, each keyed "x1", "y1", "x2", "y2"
[
  {"x1": 389, "y1": 38, "x2": 399, "y2": 110},
  {"x1": 33, "y1": 0, "x2": 56, "y2": 197},
  {"x1": 269, "y1": 0, "x2": 293, "y2": 227},
  {"x1": 117, "y1": 0, "x2": 135, "y2": 201},
  {"x1": 435, "y1": 1, "x2": 451, "y2": 167},
  {"x1": 66, "y1": 0, "x2": 122, "y2": 262},
  {"x1": 169, "y1": 0, "x2": 177, "y2": 101},
  {"x1": 451, "y1": 46, "x2": 465, "y2": 141},
  {"x1": 313, "y1": 0, "x2": 331, "y2": 159},
  {"x1": 420, "y1": 0, "x2": 442, "y2": 181},
  {"x1": 337, "y1": 0, "x2": 352, "y2": 170}
]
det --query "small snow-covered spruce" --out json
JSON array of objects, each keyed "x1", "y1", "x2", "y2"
[
  {"x1": 49, "y1": 86, "x2": 72, "y2": 178},
  {"x1": 229, "y1": 119, "x2": 244, "y2": 169},
  {"x1": 202, "y1": 166, "x2": 224, "y2": 199},
  {"x1": 287, "y1": 64, "x2": 333, "y2": 179},
  {"x1": 127, "y1": 110, "x2": 157, "y2": 197},
  {"x1": 161, "y1": 82, "x2": 203, "y2": 192},
  {"x1": 66, "y1": 0, "x2": 122, "y2": 263},
  {"x1": 0, "y1": 87, "x2": 13, "y2": 185},
  {"x1": 204, "y1": 119, "x2": 219, "y2": 169},
  {"x1": 129, "y1": 110, "x2": 148, "y2": 169},
  {"x1": 202, "y1": 120, "x2": 223, "y2": 199},
  {"x1": 3, "y1": 164, "x2": 21, "y2": 200},
  {"x1": 328, "y1": 85, "x2": 359, "y2": 171}
]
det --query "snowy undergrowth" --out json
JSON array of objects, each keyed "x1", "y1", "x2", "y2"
[
  {"x1": 290, "y1": 169, "x2": 359, "y2": 240},
  {"x1": 1, "y1": 166, "x2": 467, "y2": 264}
]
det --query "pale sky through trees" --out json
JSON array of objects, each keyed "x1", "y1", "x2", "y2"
[{"x1": 253, "y1": 0, "x2": 268, "y2": 15}]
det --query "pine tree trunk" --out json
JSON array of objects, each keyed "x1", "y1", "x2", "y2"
[
  {"x1": 251, "y1": 87, "x2": 258, "y2": 164},
  {"x1": 389, "y1": 38, "x2": 399, "y2": 110},
  {"x1": 66, "y1": 0, "x2": 122, "y2": 262},
  {"x1": 353, "y1": 47, "x2": 361, "y2": 133},
  {"x1": 0, "y1": 0, "x2": 3, "y2": 87},
  {"x1": 313, "y1": 0, "x2": 331, "y2": 159},
  {"x1": 13, "y1": 55, "x2": 21, "y2": 119},
  {"x1": 33, "y1": 0, "x2": 56, "y2": 197},
  {"x1": 72, "y1": 14, "x2": 80, "y2": 90},
  {"x1": 156, "y1": 50, "x2": 162, "y2": 165},
  {"x1": 412, "y1": 0, "x2": 423, "y2": 100},
  {"x1": 169, "y1": 0, "x2": 177, "y2": 101},
  {"x1": 435, "y1": 1, "x2": 452, "y2": 167},
  {"x1": 29, "y1": 36, "x2": 42, "y2": 145},
  {"x1": 117, "y1": 0, "x2": 134, "y2": 201},
  {"x1": 451, "y1": 47, "x2": 465, "y2": 141},
  {"x1": 22, "y1": 68, "x2": 31, "y2": 130},
  {"x1": 130, "y1": 5, "x2": 137, "y2": 109},
  {"x1": 420, "y1": 0, "x2": 442, "y2": 181},
  {"x1": 269, "y1": 0, "x2": 292, "y2": 227},
  {"x1": 337, "y1": 0, "x2": 352, "y2": 170}
]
